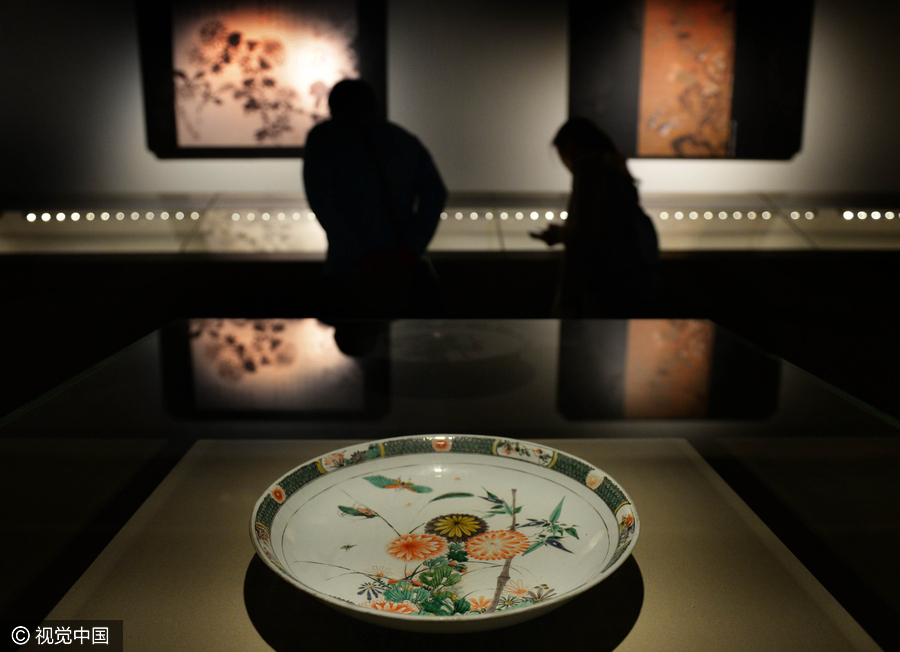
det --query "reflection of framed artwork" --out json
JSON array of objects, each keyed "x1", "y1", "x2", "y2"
[
  {"x1": 161, "y1": 319, "x2": 389, "y2": 419},
  {"x1": 557, "y1": 320, "x2": 780, "y2": 419},
  {"x1": 569, "y1": 0, "x2": 813, "y2": 159},
  {"x1": 137, "y1": 0, "x2": 386, "y2": 158}
]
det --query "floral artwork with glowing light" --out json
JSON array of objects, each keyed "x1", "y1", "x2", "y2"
[{"x1": 172, "y1": 1, "x2": 359, "y2": 147}]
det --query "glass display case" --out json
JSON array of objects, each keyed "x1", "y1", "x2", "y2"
[{"x1": 1, "y1": 319, "x2": 896, "y2": 650}]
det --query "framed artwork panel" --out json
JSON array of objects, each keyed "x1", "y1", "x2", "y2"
[
  {"x1": 569, "y1": 0, "x2": 813, "y2": 159},
  {"x1": 137, "y1": 0, "x2": 386, "y2": 158}
]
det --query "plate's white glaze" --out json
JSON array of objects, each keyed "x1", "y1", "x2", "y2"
[{"x1": 250, "y1": 435, "x2": 639, "y2": 632}]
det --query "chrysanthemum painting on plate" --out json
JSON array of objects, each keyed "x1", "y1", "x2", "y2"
[{"x1": 290, "y1": 475, "x2": 583, "y2": 617}]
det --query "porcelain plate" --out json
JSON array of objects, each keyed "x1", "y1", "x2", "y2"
[{"x1": 250, "y1": 435, "x2": 639, "y2": 632}]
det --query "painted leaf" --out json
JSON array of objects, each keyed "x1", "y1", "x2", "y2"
[
  {"x1": 482, "y1": 489, "x2": 503, "y2": 504},
  {"x1": 549, "y1": 497, "x2": 565, "y2": 523},
  {"x1": 420, "y1": 596, "x2": 458, "y2": 615},
  {"x1": 447, "y1": 547, "x2": 467, "y2": 562},
  {"x1": 565, "y1": 527, "x2": 580, "y2": 539},
  {"x1": 545, "y1": 538, "x2": 574, "y2": 553},
  {"x1": 423, "y1": 593, "x2": 469, "y2": 615},
  {"x1": 419, "y1": 565, "x2": 452, "y2": 588},
  {"x1": 521, "y1": 540, "x2": 546, "y2": 556},
  {"x1": 383, "y1": 584, "x2": 429, "y2": 604},
  {"x1": 428, "y1": 492, "x2": 475, "y2": 503},
  {"x1": 419, "y1": 574, "x2": 439, "y2": 589},
  {"x1": 407, "y1": 485, "x2": 434, "y2": 494},
  {"x1": 364, "y1": 475, "x2": 396, "y2": 489}
]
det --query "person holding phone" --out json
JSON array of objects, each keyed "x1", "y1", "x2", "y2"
[{"x1": 532, "y1": 117, "x2": 660, "y2": 317}]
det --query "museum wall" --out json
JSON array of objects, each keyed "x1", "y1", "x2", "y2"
[{"x1": 2, "y1": 0, "x2": 899, "y2": 197}]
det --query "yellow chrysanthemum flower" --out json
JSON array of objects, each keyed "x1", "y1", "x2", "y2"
[{"x1": 425, "y1": 513, "x2": 488, "y2": 542}]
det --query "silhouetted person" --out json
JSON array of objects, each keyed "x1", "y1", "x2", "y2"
[
  {"x1": 303, "y1": 79, "x2": 447, "y2": 317},
  {"x1": 533, "y1": 117, "x2": 660, "y2": 317}
]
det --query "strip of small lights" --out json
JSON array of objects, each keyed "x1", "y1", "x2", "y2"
[
  {"x1": 439, "y1": 211, "x2": 567, "y2": 221},
  {"x1": 46, "y1": 207, "x2": 900, "y2": 224},
  {"x1": 843, "y1": 210, "x2": 896, "y2": 220},
  {"x1": 26, "y1": 211, "x2": 200, "y2": 222},
  {"x1": 226, "y1": 211, "x2": 318, "y2": 221},
  {"x1": 657, "y1": 209, "x2": 900, "y2": 221},
  {"x1": 24, "y1": 208, "x2": 896, "y2": 224},
  {"x1": 659, "y1": 210, "x2": 777, "y2": 220}
]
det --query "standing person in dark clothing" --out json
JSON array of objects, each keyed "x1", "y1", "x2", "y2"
[
  {"x1": 303, "y1": 79, "x2": 447, "y2": 317},
  {"x1": 532, "y1": 117, "x2": 660, "y2": 317}
]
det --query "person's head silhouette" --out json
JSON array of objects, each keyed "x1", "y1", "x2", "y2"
[
  {"x1": 328, "y1": 79, "x2": 378, "y2": 119},
  {"x1": 552, "y1": 117, "x2": 632, "y2": 181}
]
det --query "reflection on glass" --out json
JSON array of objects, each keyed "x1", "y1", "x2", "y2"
[
  {"x1": 172, "y1": 0, "x2": 358, "y2": 147},
  {"x1": 189, "y1": 318, "x2": 362, "y2": 410},
  {"x1": 390, "y1": 321, "x2": 536, "y2": 399},
  {"x1": 558, "y1": 320, "x2": 779, "y2": 419},
  {"x1": 623, "y1": 320, "x2": 714, "y2": 418}
]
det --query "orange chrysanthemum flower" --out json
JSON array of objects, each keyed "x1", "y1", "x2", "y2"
[
  {"x1": 468, "y1": 595, "x2": 492, "y2": 612},
  {"x1": 466, "y1": 530, "x2": 531, "y2": 561},
  {"x1": 386, "y1": 533, "x2": 448, "y2": 563},
  {"x1": 370, "y1": 600, "x2": 418, "y2": 614}
]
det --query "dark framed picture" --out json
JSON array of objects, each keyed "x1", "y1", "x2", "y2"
[
  {"x1": 136, "y1": 0, "x2": 386, "y2": 158},
  {"x1": 569, "y1": 0, "x2": 814, "y2": 159}
]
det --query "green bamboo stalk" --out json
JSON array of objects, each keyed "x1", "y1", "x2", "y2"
[{"x1": 486, "y1": 488, "x2": 517, "y2": 613}]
